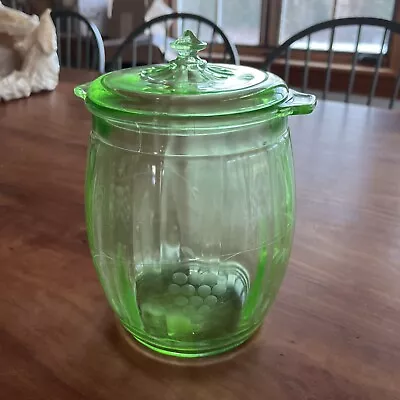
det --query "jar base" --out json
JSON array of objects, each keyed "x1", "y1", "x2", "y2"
[{"x1": 117, "y1": 319, "x2": 262, "y2": 360}]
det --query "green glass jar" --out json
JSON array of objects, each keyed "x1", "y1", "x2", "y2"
[{"x1": 75, "y1": 31, "x2": 316, "y2": 358}]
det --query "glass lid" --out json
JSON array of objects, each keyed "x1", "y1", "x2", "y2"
[{"x1": 76, "y1": 30, "x2": 312, "y2": 118}]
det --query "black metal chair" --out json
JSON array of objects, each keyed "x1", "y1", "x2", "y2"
[
  {"x1": 265, "y1": 17, "x2": 400, "y2": 109},
  {"x1": 108, "y1": 12, "x2": 239, "y2": 71},
  {"x1": 51, "y1": 10, "x2": 105, "y2": 73}
]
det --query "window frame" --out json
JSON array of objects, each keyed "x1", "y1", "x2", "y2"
[{"x1": 167, "y1": 0, "x2": 400, "y2": 98}]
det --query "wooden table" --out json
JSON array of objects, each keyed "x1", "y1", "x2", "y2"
[{"x1": 1, "y1": 70, "x2": 400, "y2": 400}]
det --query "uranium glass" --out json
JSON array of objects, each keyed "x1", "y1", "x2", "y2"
[{"x1": 76, "y1": 31, "x2": 316, "y2": 358}]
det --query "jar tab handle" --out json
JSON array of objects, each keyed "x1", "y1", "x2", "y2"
[
  {"x1": 277, "y1": 89, "x2": 317, "y2": 116},
  {"x1": 74, "y1": 82, "x2": 91, "y2": 101}
]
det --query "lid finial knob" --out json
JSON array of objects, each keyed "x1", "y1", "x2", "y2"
[
  {"x1": 139, "y1": 29, "x2": 234, "y2": 92},
  {"x1": 171, "y1": 30, "x2": 207, "y2": 58}
]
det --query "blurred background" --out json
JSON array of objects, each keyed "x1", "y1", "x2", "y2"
[{"x1": 3, "y1": 0, "x2": 399, "y2": 107}]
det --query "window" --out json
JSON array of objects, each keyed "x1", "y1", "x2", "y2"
[
  {"x1": 175, "y1": 0, "x2": 397, "y2": 52},
  {"x1": 280, "y1": 0, "x2": 397, "y2": 53},
  {"x1": 172, "y1": 0, "x2": 400, "y2": 98},
  {"x1": 174, "y1": 0, "x2": 263, "y2": 45}
]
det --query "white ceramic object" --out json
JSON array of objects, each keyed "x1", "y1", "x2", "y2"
[
  {"x1": 0, "y1": 3, "x2": 60, "y2": 102},
  {"x1": 145, "y1": 0, "x2": 175, "y2": 60},
  {"x1": 76, "y1": 0, "x2": 108, "y2": 35}
]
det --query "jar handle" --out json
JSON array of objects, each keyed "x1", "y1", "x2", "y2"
[
  {"x1": 277, "y1": 89, "x2": 317, "y2": 116},
  {"x1": 74, "y1": 82, "x2": 91, "y2": 101}
]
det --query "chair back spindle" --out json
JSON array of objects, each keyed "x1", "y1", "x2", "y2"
[
  {"x1": 266, "y1": 17, "x2": 400, "y2": 109},
  {"x1": 52, "y1": 10, "x2": 105, "y2": 73}
]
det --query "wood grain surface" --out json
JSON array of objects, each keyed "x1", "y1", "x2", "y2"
[{"x1": 1, "y1": 69, "x2": 400, "y2": 400}]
